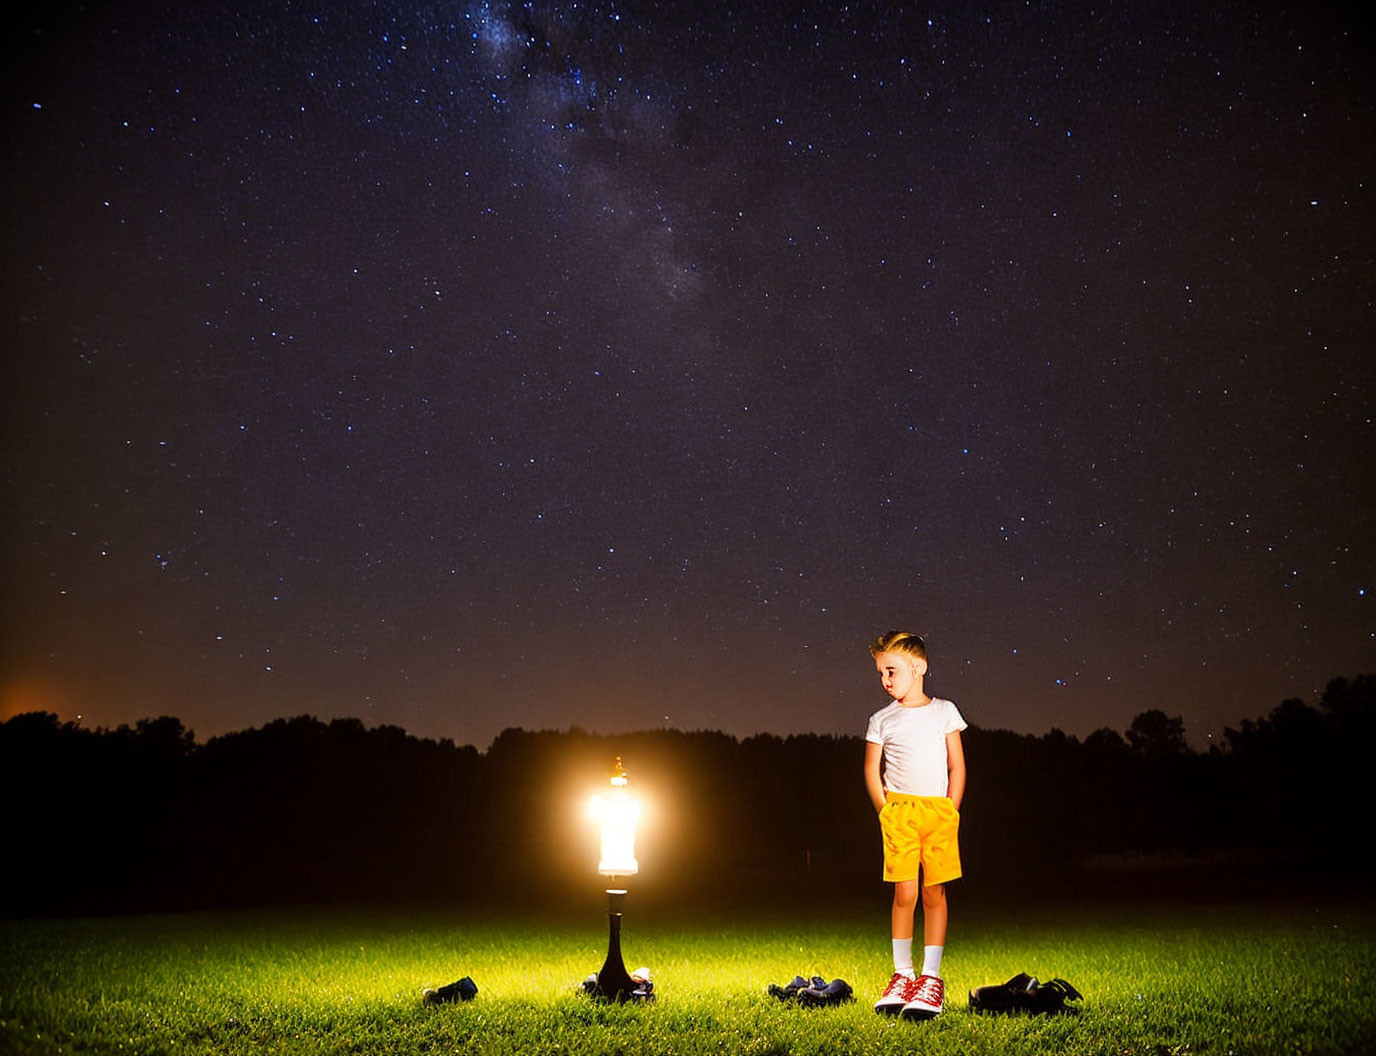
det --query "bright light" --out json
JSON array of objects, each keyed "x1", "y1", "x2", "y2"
[{"x1": 590, "y1": 757, "x2": 640, "y2": 877}]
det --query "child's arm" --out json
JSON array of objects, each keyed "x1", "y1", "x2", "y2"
[
  {"x1": 945, "y1": 730, "x2": 966, "y2": 811},
  {"x1": 863, "y1": 740, "x2": 886, "y2": 813}
]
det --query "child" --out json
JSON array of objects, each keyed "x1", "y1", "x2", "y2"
[{"x1": 863, "y1": 630, "x2": 967, "y2": 1019}]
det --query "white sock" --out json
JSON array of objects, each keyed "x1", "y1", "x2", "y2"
[
  {"x1": 921, "y1": 945, "x2": 944, "y2": 978},
  {"x1": 892, "y1": 938, "x2": 914, "y2": 977}
]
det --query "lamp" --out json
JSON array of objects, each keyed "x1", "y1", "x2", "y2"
[{"x1": 587, "y1": 757, "x2": 648, "y2": 1001}]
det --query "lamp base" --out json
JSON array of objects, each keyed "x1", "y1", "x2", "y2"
[{"x1": 587, "y1": 888, "x2": 653, "y2": 1002}]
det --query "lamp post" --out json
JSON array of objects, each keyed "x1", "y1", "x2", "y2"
[{"x1": 588, "y1": 757, "x2": 645, "y2": 1001}]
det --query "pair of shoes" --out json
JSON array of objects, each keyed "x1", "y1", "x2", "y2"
[
  {"x1": 797, "y1": 978, "x2": 854, "y2": 1008},
  {"x1": 873, "y1": 972, "x2": 943, "y2": 1017},
  {"x1": 968, "y1": 973, "x2": 1082, "y2": 1015},
  {"x1": 422, "y1": 976, "x2": 478, "y2": 1004},
  {"x1": 768, "y1": 975, "x2": 853, "y2": 1007}
]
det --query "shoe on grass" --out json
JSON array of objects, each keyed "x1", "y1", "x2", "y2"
[
  {"x1": 968, "y1": 973, "x2": 1081, "y2": 1015},
  {"x1": 900, "y1": 974, "x2": 944, "y2": 1020},
  {"x1": 422, "y1": 976, "x2": 478, "y2": 1004},
  {"x1": 969, "y1": 972, "x2": 1037, "y2": 1012},
  {"x1": 767, "y1": 975, "x2": 810, "y2": 1000},
  {"x1": 873, "y1": 972, "x2": 920, "y2": 1015},
  {"x1": 798, "y1": 978, "x2": 854, "y2": 1007},
  {"x1": 1023, "y1": 977, "x2": 1082, "y2": 1014}
]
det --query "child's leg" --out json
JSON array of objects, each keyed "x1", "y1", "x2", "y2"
[
  {"x1": 876, "y1": 879, "x2": 923, "y2": 1011},
  {"x1": 891, "y1": 879, "x2": 919, "y2": 940},
  {"x1": 890, "y1": 879, "x2": 919, "y2": 976},
  {"x1": 921, "y1": 881, "x2": 947, "y2": 946},
  {"x1": 895, "y1": 881, "x2": 950, "y2": 1015},
  {"x1": 919, "y1": 881, "x2": 948, "y2": 977}
]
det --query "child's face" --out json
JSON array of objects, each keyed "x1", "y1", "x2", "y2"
[{"x1": 874, "y1": 650, "x2": 926, "y2": 703}]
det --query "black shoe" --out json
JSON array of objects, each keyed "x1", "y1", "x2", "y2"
[
  {"x1": 797, "y1": 978, "x2": 854, "y2": 1008},
  {"x1": 969, "y1": 972, "x2": 1036, "y2": 1012},
  {"x1": 767, "y1": 975, "x2": 810, "y2": 1000},
  {"x1": 423, "y1": 976, "x2": 478, "y2": 1004},
  {"x1": 969, "y1": 973, "x2": 1080, "y2": 1015},
  {"x1": 1024, "y1": 978, "x2": 1081, "y2": 1014}
]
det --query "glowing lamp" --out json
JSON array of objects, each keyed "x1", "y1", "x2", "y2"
[
  {"x1": 586, "y1": 757, "x2": 650, "y2": 1002},
  {"x1": 593, "y1": 757, "x2": 640, "y2": 877}
]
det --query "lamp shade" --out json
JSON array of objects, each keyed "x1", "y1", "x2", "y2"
[{"x1": 592, "y1": 757, "x2": 640, "y2": 877}]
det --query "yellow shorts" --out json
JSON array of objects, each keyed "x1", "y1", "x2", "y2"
[{"x1": 879, "y1": 793, "x2": 962, "y2": 885}]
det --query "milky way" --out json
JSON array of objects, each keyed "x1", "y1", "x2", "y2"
[{"x1": 4, "y1": 1, "x2": 1372, "y2": 749}]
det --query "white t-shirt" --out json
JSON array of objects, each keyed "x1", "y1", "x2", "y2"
[{"x1": 865, "y1": 697, "x2": 968, "y2": 797}]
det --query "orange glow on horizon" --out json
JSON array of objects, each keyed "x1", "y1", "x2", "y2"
[{"x1": 1, "y1": 675, "x2": 80, "y2": 724}]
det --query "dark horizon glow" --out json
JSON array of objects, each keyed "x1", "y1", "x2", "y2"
[{"x1": 3, "y1": 1, "x2": 1372, "y2": 751}]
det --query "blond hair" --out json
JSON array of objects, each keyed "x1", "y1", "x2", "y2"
[{"x1": 869, "y1": 630, "x2": 927, "y2": 661}]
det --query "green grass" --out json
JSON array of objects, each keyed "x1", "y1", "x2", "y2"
[{"x1": 3, "y1": 897, "x2": 1373, "y2": 1055}]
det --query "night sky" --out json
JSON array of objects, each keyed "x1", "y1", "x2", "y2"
[{"x1": 4, "y1": 1, "x2": 1372, "y2": 751}]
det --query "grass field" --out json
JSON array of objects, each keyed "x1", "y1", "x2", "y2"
[{"x1": 3, "y1": 895, "x2": 1373, "y2": 1055}]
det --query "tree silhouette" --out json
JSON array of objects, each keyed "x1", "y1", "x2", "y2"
[
  {"x1": 1125, "y1": 709, "x2": 1188, "y2": 759},
  {"x1": 3, "y1": 676, "x2": 1371, "y2": 915}
]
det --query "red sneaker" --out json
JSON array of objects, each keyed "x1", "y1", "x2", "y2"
[
  {"x1": 873, "y1": 972, "x2": 920, "y2": 1015},
  {"x1": 901, "y1": 974, "x2": 944, "y2": 1019}
]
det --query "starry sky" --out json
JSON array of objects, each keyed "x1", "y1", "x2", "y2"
[{"x1": 4, "y1": 1, "x2": 1373, "y2": 751}]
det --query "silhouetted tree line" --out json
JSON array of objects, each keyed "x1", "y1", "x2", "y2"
[{"x1": 3, "y1": 675, "x2": 1371, "y2": 916}]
